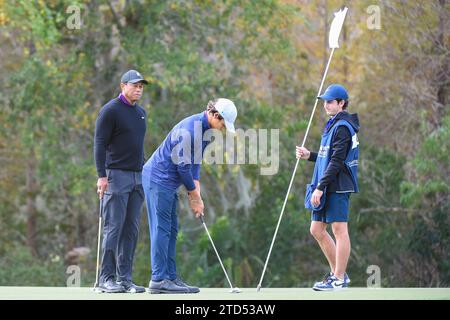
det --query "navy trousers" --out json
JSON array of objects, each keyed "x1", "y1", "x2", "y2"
[
  {"x1": 142, "y1": 177, "x2": 179, "y2": 282},
  {"x1": 100, "y1": 169, "x2": 144, "y2": 283}
]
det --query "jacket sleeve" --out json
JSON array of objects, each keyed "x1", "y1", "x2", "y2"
[
  {"x1": 192, "y1": 164, "x2": 201, "y2": 181},
  {"x1": 317, "y1": 126, "x2": 351, "y2": 191},
  {"x1": 308, "y1": 152, "x2": 318, "y2": 162},
  {"x1": 141, "y1": 107, "x2": 147, "y2": 166},
  {"x1": 177, "y1": 163, "x2": 196, "y2": 191},
  {"x1": 171, "y1": 130, "x2": 196, "y2": 192},
  {"x1": 94, "y1": 107, "x2": 114, "y2": 178}
]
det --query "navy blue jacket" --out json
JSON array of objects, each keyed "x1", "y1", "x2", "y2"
[
  {"x1": 143, "y1": 112, "x2": 211, "y2": 192},
  {"x1": 308, "y1": 111, "x2": 360, "y2": 193}
]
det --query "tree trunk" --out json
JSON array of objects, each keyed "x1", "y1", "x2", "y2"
[
  {"x1": 436, "y1": 0, "x2": 448, "y2": 112},
  {"x1": 26, "y1": 148, "x2": 38, "y2": 257},
  {"x1": 323, "y1": 0, "x2": 328, "y2": 68},
  {"x1": 343, "y1": 24, "x2": 349, "y2": 85}
]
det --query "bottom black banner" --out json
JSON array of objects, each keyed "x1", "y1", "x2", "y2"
[{"x1": 0, "y1": 300, "x2": 445, "y2": 319}]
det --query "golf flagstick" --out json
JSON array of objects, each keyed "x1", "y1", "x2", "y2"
[{"x1": 256, "y1": 7, "x2": 348, "y2": 292}]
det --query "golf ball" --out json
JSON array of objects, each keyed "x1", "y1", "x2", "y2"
[{"x1": 130, "y1": 288, "x2": 137, "y2": 293}]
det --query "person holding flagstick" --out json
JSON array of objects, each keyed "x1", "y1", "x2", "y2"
[
  {"x1": 297, "y1": 83, "x2": 359, "y2": 291},
  {"x1": 256, "y1": 7, "x2": 349, "y2": 292}
]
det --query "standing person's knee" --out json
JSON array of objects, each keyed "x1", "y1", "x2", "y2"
[
  {"x1": 331, "y1": 222, "x2": 348, "y2": 238},
  {"x1": 310, "y1": 224, "x2": 327, "y2": 240}
]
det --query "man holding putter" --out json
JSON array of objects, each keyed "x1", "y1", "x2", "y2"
[
  {"x1": 143, "y1": 98, "x2": 237, "y2": 294},
  {"x1": 94, "y1": 70, "x2": 148, "y2": 293}
]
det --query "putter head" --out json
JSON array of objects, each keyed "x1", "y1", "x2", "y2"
[
  {"x1": 256, "y1": 284, "x2": 261, "y2": 292},
  {"x1": 230, "y1": 287, "x2": 242, "y2": 294},
  {"x1": 93, "y1": 286, "x2": 103, "y2": 294}
]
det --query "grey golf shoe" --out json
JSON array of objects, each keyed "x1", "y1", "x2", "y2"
[
  {"x1": 117, "y1": 280, "x2": 146, "y2": 293},
  {"x1": 173, "y1": 277, "x2": 200, "y2": 293},
  {"x1": 148, "y1": 279, "x2": 190, "y2": 294},
  {"x1": 98, "y1": 278, "x2": 125, "y2": 293}
]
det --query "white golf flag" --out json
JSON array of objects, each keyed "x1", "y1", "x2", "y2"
[{"x1": 329, "y1": 7, "x2": 348, "y2": 49}]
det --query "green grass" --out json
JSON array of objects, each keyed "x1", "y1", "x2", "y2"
[{"x1": 0, "y1": 287, "x2": 449, "y2": 300}]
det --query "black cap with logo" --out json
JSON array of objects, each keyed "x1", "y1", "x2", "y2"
[{"x1": 120, "y1": 70, "x2": 149, "y2": 84}]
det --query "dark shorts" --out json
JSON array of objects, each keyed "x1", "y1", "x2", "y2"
[{"x1": 311, "y1": 192, "x2": 350, "y2": 224}]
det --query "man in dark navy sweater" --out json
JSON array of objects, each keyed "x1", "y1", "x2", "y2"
[{"x1": 94, "y1": 70, "x2": 148, "y2": 293}]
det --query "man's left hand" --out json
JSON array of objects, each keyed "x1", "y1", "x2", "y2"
[{"x1": 311, "y1": 189, "x2": 324, "y2": 207}]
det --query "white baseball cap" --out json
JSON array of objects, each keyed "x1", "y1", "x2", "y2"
[{"x1": 214, "y1": 98, "x2": 237, "y2": 133}]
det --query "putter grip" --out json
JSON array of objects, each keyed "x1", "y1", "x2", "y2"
[{"x1": 200, "y1": 215, "x2": 205, "y2": 224}]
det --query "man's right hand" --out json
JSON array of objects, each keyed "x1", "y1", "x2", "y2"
[
  {"x1": 296, "y1": 146, "x2": 311, "y2": 160},
  {"x1": 97, "y1": 177, "x2": 108, "y2": 199},
  {"x1": 188, "y1": 190, "x2": 204, "y2": 218}
]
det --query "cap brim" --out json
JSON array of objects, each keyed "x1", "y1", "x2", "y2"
[
  {"x1": 224, "y1": 120, "x2": 235, "y2": 133},
  {"x1": 317, "y1": 93, "x2": 334, "y2": 100},
  {"x1": 128, "y1": 79, "x2": 149, "y2": 84}
]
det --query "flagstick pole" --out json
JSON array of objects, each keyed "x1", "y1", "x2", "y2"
[
  {"x1": 301, "y1": 48, "x2": 334, "y2": 148},
  {"x1": 256, "y1": 47, "x2": 336, "y2": 292}
]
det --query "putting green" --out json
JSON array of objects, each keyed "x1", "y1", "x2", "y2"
[{"x1": 0, "y1": 287, "x2": 449, "y2": 300}]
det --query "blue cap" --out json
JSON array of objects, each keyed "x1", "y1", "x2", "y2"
[
  {"x1": 318, "y1": 84, "x2": 348, "y2": 101},
  {"x1": 121, "y1": 70, "x2": 149, "y2": 84}
]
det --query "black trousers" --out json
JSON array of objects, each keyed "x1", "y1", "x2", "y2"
[{"x1": 100, "y1": 169, "x2": 144, "y2": 283}]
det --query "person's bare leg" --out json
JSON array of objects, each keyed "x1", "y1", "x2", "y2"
[
  {"x1": 310, "y1": 221, "x2": 336, "y2": 272},
  {"x1": 331, "y1": 222, "x2": 350, "y2": 280}
]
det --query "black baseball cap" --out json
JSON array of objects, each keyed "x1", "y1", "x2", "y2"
[{"x1": 121, "y1": 70, "x2": 149, "y2": 84}]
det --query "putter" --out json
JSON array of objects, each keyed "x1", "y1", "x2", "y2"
[
  {"x1": 256, "y1": 7, "x2": 349, "y2": 292},
  {"x1": 93, "y1": 196, "x2": 103, "y2": 293},
  {"x1": 200, "y1": 215, "x2": 241, "y2": 294}
]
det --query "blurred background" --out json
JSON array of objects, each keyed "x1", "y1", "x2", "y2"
[{"x1": 0, "y1": 0, "x2": 448, "y2": 288}]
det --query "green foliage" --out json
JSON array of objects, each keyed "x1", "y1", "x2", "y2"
[
  {"x1": 0, "y1": 246, "x2": 66, "y2": 286},
  {"x1": 401, "y1": 115, "x2": 450, "y2": 209},
  {"x1": 399, "y1": 115, "x2": 450, "y2": 286},
  {"x1": 0, "y1": 0, "x2": 448, "y2": 288}
]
